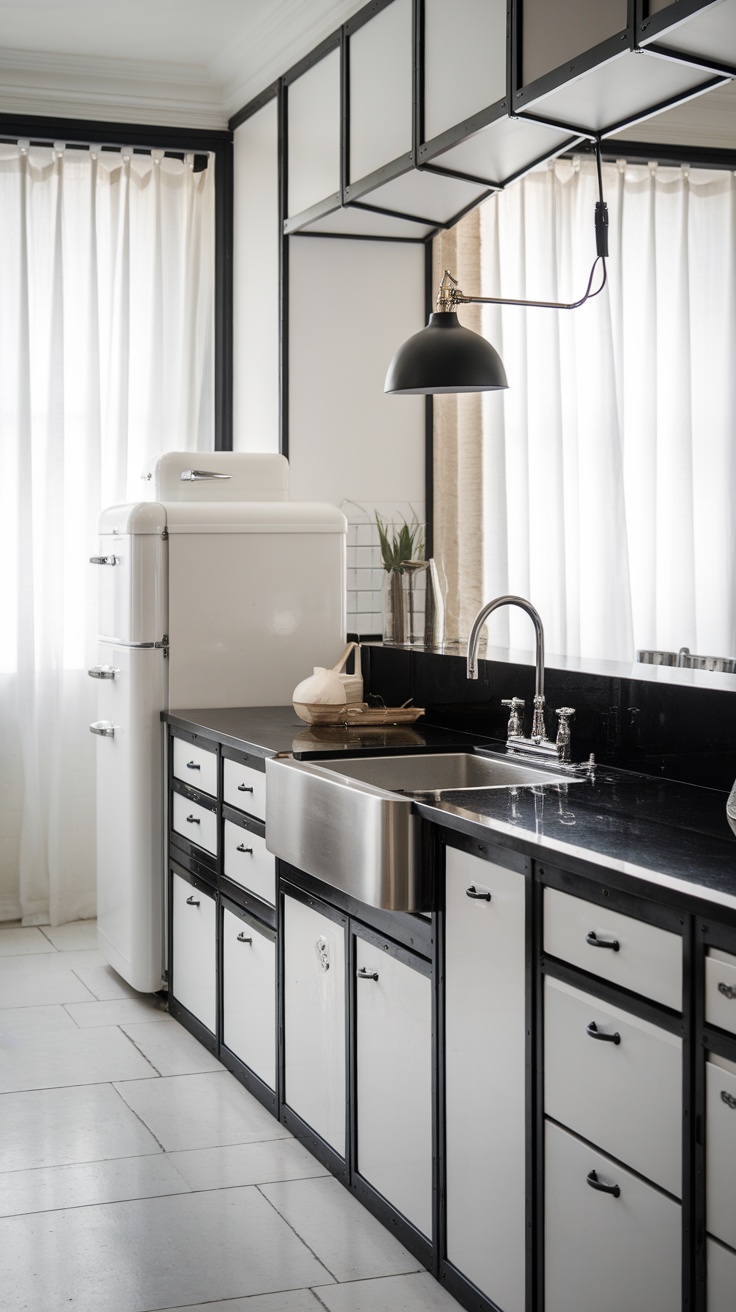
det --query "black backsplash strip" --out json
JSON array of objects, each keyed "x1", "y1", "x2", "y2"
[{"x1": 363, "y1": 645, "x2": 736, "y2": 792}]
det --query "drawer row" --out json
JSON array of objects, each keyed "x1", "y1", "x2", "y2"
[{"x1": 172, "y1": 736, "x2": 266, "y2": 819}]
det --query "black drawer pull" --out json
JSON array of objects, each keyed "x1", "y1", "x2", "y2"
[
  {"x1": 587, "y1": 1169, "x2": 620, "y2": 1198},
  {"x1": 717, "y1": 981, "x2": 736, "y2": 1001},
  {"x1": 587, "y1": 1021, "x2": 621, "y2": 1045},
  {"x1": 186, "y1": 814, "x2": 201, "y2": 824},
  {"x1": 357, "y1": 967, "x2": 379, "y2": 981},
  {"x1": 586, "y1": 930, "x2": 620, "y2": 952},
  {"x1": 238, "y1": 784, "x2": 254, "y2": 793},
  {"x1": 186, "y1": 760, "x2": 201, "y2": 770},
  {"x1": 721, "y1": 1090, "x2": 736, "y2": 1110},
  {"x1": 185, "y1": 895, "x2": 200, "y2": 907},
  {"x1": 466, "y1": 885, "x2": 491, "y2": 901},
  {"x1": 236, "y1": 844, "x2": 253, "y2": 855},
  {"x1": 236, "y1": 932, "x2": 253, "y2": 945}
]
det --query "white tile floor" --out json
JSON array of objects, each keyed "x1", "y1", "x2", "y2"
[{"x1": 0, "y1": 921, "x2": 466, "y2": 1312}]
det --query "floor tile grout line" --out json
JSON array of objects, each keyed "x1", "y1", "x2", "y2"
[{"x1": 255, "y1": 1182, "x2": 341, "y2": 1285}]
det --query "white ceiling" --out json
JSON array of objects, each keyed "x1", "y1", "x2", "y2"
[{"x1": 0, "y1": 0, "x2": 367, "y2": 127}]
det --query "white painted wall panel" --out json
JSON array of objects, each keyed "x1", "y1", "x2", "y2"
[
  {"x1": 288, "y1": 48, "x2": 341, "y2": 217},
  {"x1": 233, "y1": 103, "x2": 280, "y2": 453},
  {"x1": 288, "y1": 235, "x2": 425, "y2": 507},
  {"x1": 349, "y1": 0, "x2": 413, "y2": 183}
]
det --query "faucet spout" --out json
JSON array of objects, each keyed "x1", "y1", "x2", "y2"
[
  {"x1": 467, "y1": 594, "x2": 550, "y2": 747},
  {"x1": 467, "y1": 594, "x2": 545, "y2": 697}
]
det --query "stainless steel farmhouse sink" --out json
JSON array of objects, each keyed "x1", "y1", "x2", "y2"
[{"x1": 265, "y1": 751, "x2": 580, "y2": 912}]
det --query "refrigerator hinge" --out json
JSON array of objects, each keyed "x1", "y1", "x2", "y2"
[
  {"x1": 161, "y1": 527, "x2": 169, "y2": 540},
  {"x1": 159, "y1": 636, "x2": 170, "y2": 658}
]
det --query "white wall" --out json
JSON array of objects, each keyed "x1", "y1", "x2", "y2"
[
  {"x1": 287, "y1": 234, "x2": 426, "y2": 507},
  {"x1": 233, "y1": 101, "x2": 280, "y2": 453}
]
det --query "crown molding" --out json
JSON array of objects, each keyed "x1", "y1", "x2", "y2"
[
  {"x1": 0, "y1": 48, "x2": 228, "y2": 130},
  {"x1": 217, "y1": 0, "x2": 365, "y2": 117}
]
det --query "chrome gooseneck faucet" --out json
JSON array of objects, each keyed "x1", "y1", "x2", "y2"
[{"x1": 467, "y1": 594, "x2": 559, "y2": 760}]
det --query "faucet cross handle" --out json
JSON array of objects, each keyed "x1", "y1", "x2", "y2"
[
  {"x1": 554, "y1": 706, "x2": 576, "y2": 762},
  {"x1": 501, "y1": 697, "x2": 525, "y2": 738}
]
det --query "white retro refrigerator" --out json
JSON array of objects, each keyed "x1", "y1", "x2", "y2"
[{"x1": 89, "y1": 453, "x2": 346, "y2": 993}]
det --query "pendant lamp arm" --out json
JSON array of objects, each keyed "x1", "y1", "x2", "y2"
[{"x1": 436, "y1": 254, "x2": 607, "y2": 314}]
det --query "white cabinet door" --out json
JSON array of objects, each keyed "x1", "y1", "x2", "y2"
[
  {"x1": 283, "y1": 893, "x2": 347, "y2": 1157},
  {"x1": 706, "y1": 1055, "x2": 736, "y2": 1250},
  {"x1": 171, "y1": 872, "x2": 216, "y2": 1034},
  {"x1": 222, "y1": 906, "x2": 276, "y2": 1090},
  {"x1": 708, "y1": 1236, "x2": 736, "y2": 1312},
  {"x1": 445, "y1": 847, "x2": 526, "y2": 1312},
  {"x1": 545, "y1": 1120, "x2": 681, "y2": 1312},
  {"x1": 355, "y1": 937, "x2": 432, "y2": 1239}
]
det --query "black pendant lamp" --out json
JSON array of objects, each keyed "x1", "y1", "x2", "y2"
[{"x1": 385, "y1": 152, "x2": 610, "y2": 397}]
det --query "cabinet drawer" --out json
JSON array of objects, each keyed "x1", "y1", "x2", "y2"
[
  {"x1": 172, "y1": 738, "x2": 217, "y2": 797},
  {"x1": 171, "y1": 873, "x2": 216, "y2": 1033},
  {"x1": 222, "y1": 906, "x2": 276, "y2": 1090},
  {"x1": 706, "y1": 1055, "x2": 736, "y2": 1250},
  {"x1": 708, "y1": 1236, "x2": 736, "y2": 1312},
  {"x1": 543, "y1": 887, "x2": 682, "y2": 1010},
  {"x1": 705, "y1": 949, "x2": 736, "y2": 1036},
  {"x1": 223, "y1": 758, "x2": 266, "y2": 820},
  {"x1": 172, "y1": 791, "x2": 218, "y2": 858},
  {"x1": 544, "y1": 977, "x2": 681, "y2": 1196},
  {"x1": 223, "y1": 820, "x2": 275, "y2": 905},
  {"x1": 545, "y1": 1120, "x2": 681, "y2": 1312}
]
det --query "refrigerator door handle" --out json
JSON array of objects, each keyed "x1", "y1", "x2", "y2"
[
  {"x1": 179, "y1": 470, "x2": 231, "y2": 481},
  {"x1": 88, "y1": 665, "x2": 118, "y2": 680},
  {"x1": 89, "y1": 720, "x2": 115, "y2": 737},
  {"x1": 90, "y1": 555, "x2": 120, "y2": 566}
]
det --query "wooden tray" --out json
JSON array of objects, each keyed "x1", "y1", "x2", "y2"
[{"x1": 294, "y1": 701, "x2": 425, "y2": 726}]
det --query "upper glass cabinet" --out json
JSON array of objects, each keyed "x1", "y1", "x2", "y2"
[
  {"x1": 423, "y1": 0, "x2": 507, "y2": 144},
  {"x1": 348, "y1": 0, "x2": 413, "y2": 187},
  {"x1": 287, "y1": 46, "x2": 341, "y2": 220}
]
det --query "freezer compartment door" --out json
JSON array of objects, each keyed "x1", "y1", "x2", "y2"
[
  {"x1": 167, "y1": 527, "x2": 346, "y2": 707},
  {"x1": 93, "y1": 528, "x2": 167, "y2": 644},
  {"x1": 140, "y1": 451, "x2": 290, "y2": 502},
  {"x1": 91, "y1": 643, "x2": 167, "y2": 993}
]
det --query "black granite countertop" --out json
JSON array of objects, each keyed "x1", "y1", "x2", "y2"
[
  {"x1": 163, "y1": 705, "x2": 480, "y2": 759},
  {"x1": 163, "y1": 706, "x2": 736, "y2": 917}
]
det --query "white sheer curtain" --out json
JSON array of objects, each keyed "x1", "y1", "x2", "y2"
[
  {"x1": 0, "y1": 143, "x2": 214, "y2": 925},
  {"x1": 435, "y1": 158, "x2": 736, "y2": 664}
]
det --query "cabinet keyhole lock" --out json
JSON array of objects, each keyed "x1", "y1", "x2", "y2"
[
  {"x1": 717, "y1": 981, "x2": 736, "y2": 1000},
  {"x1": 466, "y1": 885, "x2": 491, "y2": 901},
  {"x1": 721, "y1": 1090, "x2": 736, "y2": 1110},
  {"x1": 586, "y1": 1021, "x2": 621, "y2": 1045},
  {"x1": 238, "y1": 784, "x2": 254, "y2": 793},
  {"x1": 236, "y1": 844, "x2": 253, "y2": 855},
  {"x1": 357, "y1": 967, "x2": 379, "y2": 981},
  {"x1": 587, "y1": 1169, "x2": 620, "y2": 1198},
  {"x1": 186, "y1": 814, "x2": 201, "y2": 824},
  {"x1": 586, "y1": 930, "x2": 620, "y2": 952},
  {"x1": 315, "y1": 935, "x2": 330, "y2": 972},
  {"x1": 186, "y1": 895, "x2": 200, "y2": 907},
  {"x1": 237, "y1": 932, "x2": 253, "y2": 945}
]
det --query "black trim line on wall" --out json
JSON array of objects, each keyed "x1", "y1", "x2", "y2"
[
  {"x1": 215, "y1": 136, "x2": 234, "y2": 451},
  {"x1": 278, "y1": 83, "x2": 290, "y2": 461}
]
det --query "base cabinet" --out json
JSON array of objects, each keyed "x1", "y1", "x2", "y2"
[
  {"x1": 355, "y1": 930, "x2": 432, "y2": 1238},
  {"x1": 545, "y1": 1121, "x2": 681, "y2": 1312},
  {"x1": 282, "y1": 891, "x2": 347, "y2": 1158},
  {"x1": 444, "y1": 845, "x2": 527, "y2": 1312},
  {"x1": 221, "y1": 902, "x2": 276, "y2": 1091},
  {"x1": 171, "y1": 871, "x2": 216, "y2": 1034}
]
